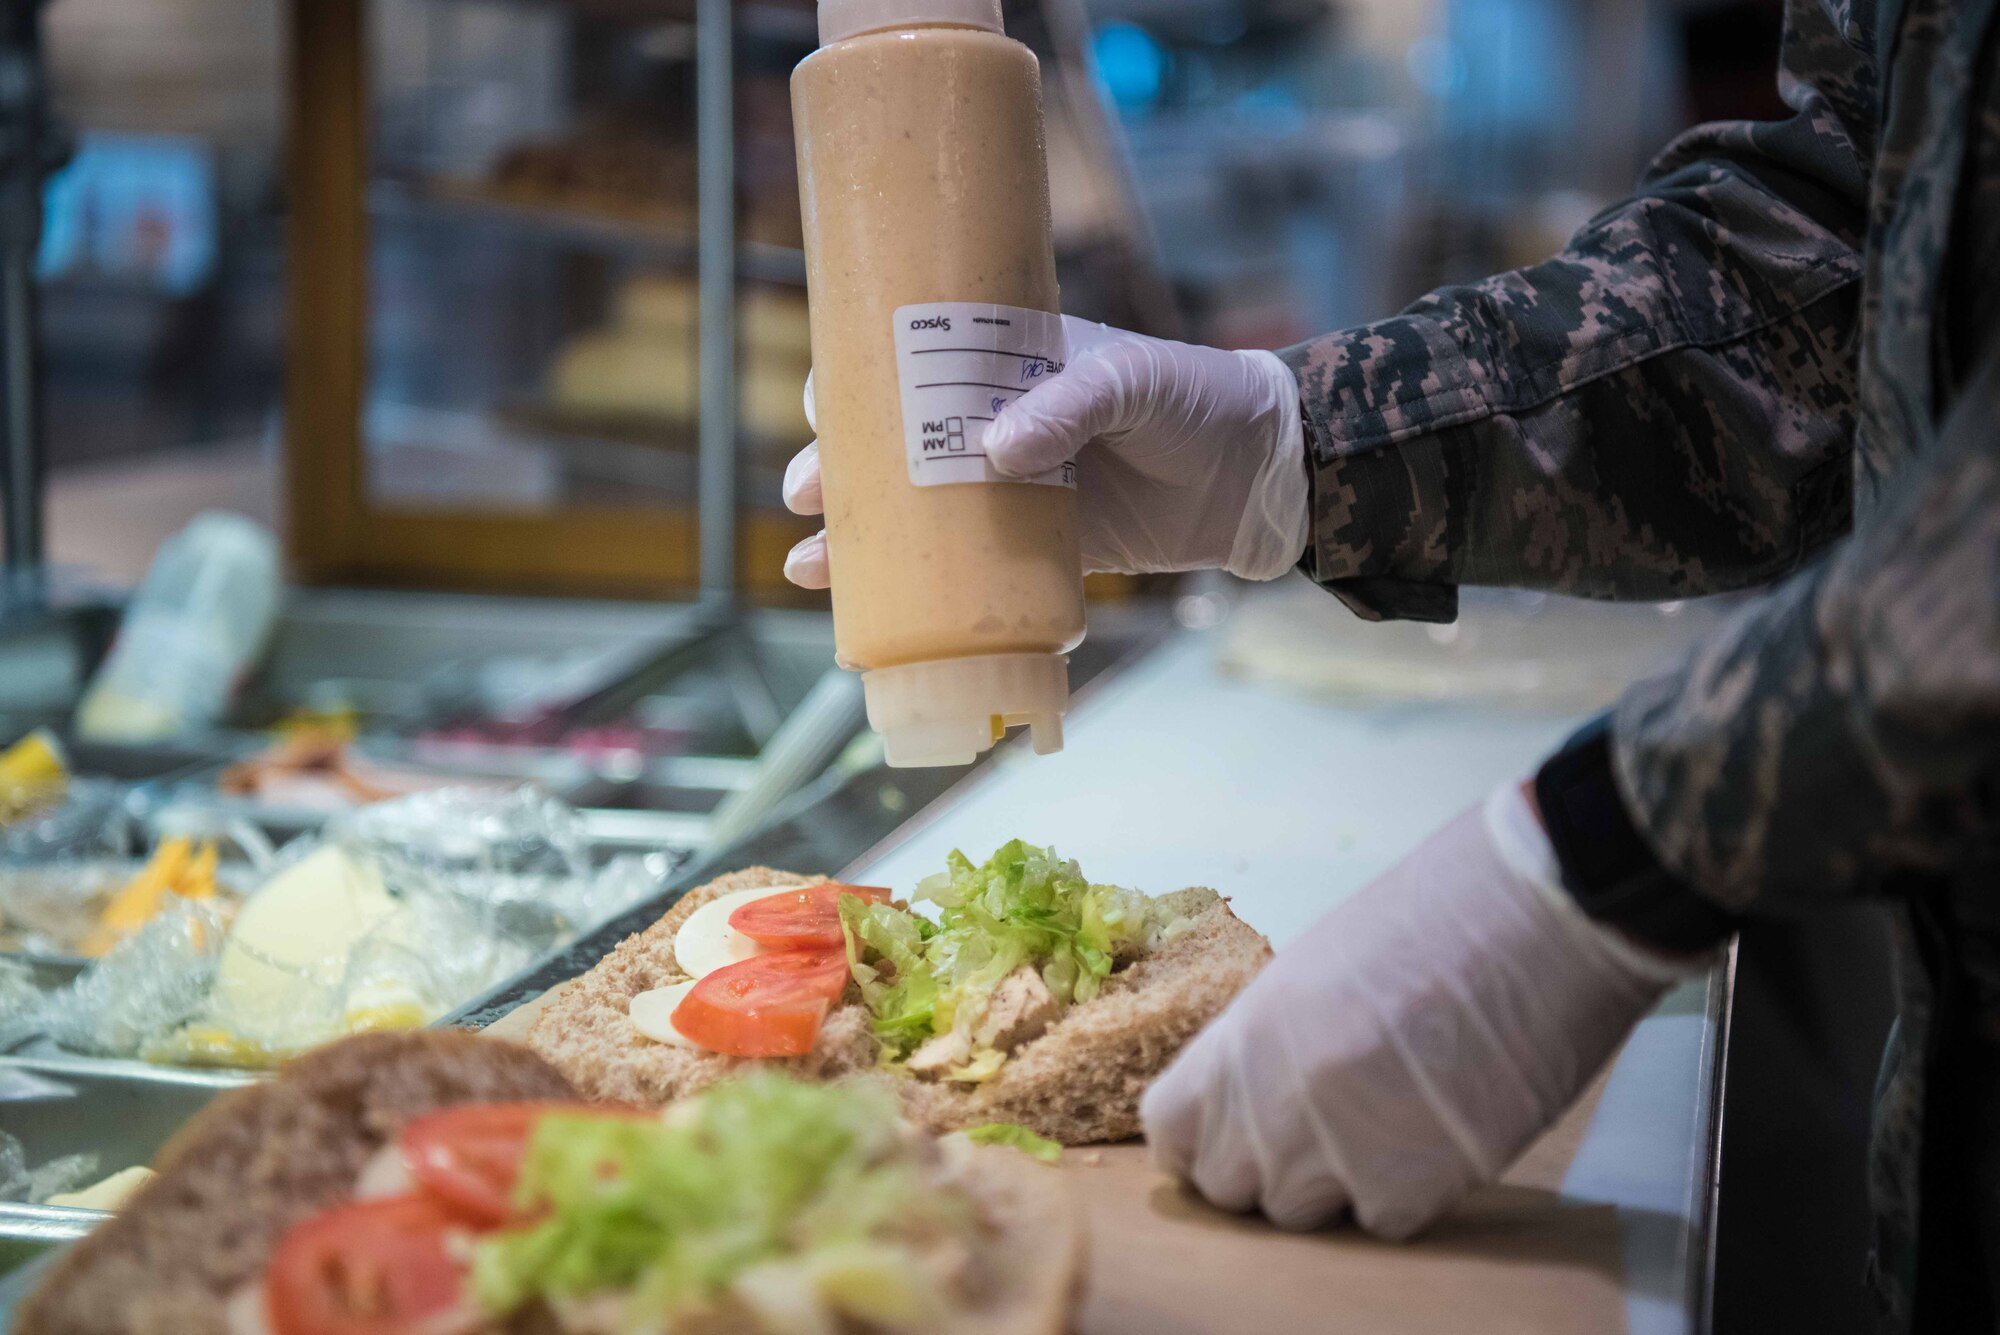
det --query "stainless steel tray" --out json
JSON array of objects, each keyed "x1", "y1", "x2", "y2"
[{"x1": 0, "y1": 1057, "x2": 252, "y2": 1278}]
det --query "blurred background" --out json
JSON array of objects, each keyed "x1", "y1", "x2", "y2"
[
  {"x1": 0, "y1": 0, "x2": 1804, "y2": 914},
  {"x1": 0, "y1": 10, "x2": 1893, "y2": 1335},
  {"x1": 14, "y1": 0, "x2": 1784, "y2": 584}
]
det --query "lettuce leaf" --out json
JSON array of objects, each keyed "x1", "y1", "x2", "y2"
[
  {"x1": 842, "y1": 841, "x2": 1162, "y2": 1064},
  {"x1": 470, "y1": 1075, "x2": 967, "y2": 1332},
  {"x1": 961, "y1": 1122, "x2": 1063, "y2": 1163}
]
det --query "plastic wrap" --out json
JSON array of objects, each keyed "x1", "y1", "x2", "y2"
[
  {"x1": 0, "y1": 956, "x2": 43, "y2": 1049},
  {"x1": 0, "y1": 839, "x2": 253, "y2": 960},
  {"x1": 0, "y1": 862, "x2": 131, "y2": 956},
  {"x1": 142, "y1": 790, "x2": 606, "y2": 1064},
  {"x1": 1, "y1": 781, "x2": 148, "y2": 957},
  {"x1": 0, "y1": 781, "x2": 139, "y2": 865},
  {"x1": 166, "y1": 881, "x2": 535, "y2": 1063},
  {"x1": 0, "y1": 1130, "x2": 97, "y2": 1205},
  {"x1": 37, "y1": 900, "x2": 230, "y2": 1057},
  {"x1": 582, "y1": 853, "x2": 677, "y2": 928},
  {"x1": 35, "y1": 788, "x2": 673, "y2": 1066},
  {"x1": 331, "y1": 786, "x2": 594, "y2": 948}
]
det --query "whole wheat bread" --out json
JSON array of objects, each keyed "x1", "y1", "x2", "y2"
[
  {"x1": 21, "y1": 1027, "x2": 1082, "y2": 1335},
  {"x1": 527, "y1": 866, "x2": 1273, "y2": 1143},
  {"x1": 18, "y1": 1030, "x2": 575, "y2": 1335}
]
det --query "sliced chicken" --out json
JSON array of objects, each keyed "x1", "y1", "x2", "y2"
[{"x1": 906, "y1": 967, "x2": 1062, "y2": 1077}]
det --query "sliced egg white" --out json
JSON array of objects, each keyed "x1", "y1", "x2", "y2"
[
  {"x1": 672, "y1": 883, "x2": 810, "y2": 979},
  {"x1": 630, "y1": 980, "x2": 702, "y2": 1048},
  {"x1": 224, "y1": 1284, "x2": 273, "y2": 1335},
  {"x1": 353, "y1": 1142, "x2": 414, "y2": 1200}
]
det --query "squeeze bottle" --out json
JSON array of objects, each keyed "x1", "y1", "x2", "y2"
[
  {"x1": 75, "y1": 512, "x2": 281, "y2": 742},
  {"x1": 792, "y1": 0, "x2": 1085, "y2": 767}
]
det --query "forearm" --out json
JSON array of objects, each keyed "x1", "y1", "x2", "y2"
[{"x1": 1288, "y1": 96, "x2": 1866, "y2": 622}]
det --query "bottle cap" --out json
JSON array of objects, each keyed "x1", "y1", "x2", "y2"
[
  {"x1": 818, "y1": 0, "x2": 1003, "y2": 45},
  {"x1": 861, "y1": 652, "x2": 1068, "y2": 767}
]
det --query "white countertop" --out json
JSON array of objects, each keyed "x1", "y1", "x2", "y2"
[{"x1": 844, "y1": 626, "x2": 1718, "y2": 1335}]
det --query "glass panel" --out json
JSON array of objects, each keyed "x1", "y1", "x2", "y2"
[{"x1": 361, "y1": 0, "x2": 812, "y2": 515}]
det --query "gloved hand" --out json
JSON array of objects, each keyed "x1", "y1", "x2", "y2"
[
  {"x1": 781, "y1": 317, "x2": 1311, "y2": 588},
  {"x1": 1140, "y1": 783, "x2": 1701, "y2": 1239}
]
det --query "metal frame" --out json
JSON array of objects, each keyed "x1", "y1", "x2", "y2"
[
  {"x1": 696, "y1": 0, "x2": 738, "y2": 614},
  {"x1": 0, "y1": 0, "x2": 65, "y2": 606},
  {"x1": 283, "y1": 0, "x2": 814, "y2": 599},
  {"x1": 1696, "y1": 937, "x2": 1739, "y2": 1335}
]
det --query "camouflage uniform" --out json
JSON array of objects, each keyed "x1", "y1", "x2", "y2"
[{"x1": 1280, "y1": 0, "x2": 2000, "y2": 1323}]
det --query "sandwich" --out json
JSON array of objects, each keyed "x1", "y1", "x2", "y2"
[
  {"x1": 20, "y1": 1031, "x2": 1079, "y2": 1335},
  {"x1": 528, "y1": 840, "x2": 1273, "y2": 1143}
]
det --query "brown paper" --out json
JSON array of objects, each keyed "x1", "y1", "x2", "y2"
[{"x1": 480, "y1": 990, "x2": 1629, "y2": 1333}]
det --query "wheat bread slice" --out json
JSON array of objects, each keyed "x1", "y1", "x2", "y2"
[
  {"x1": 949, "y1": 1146, "x2": 1086, "y2": 1335},
  {"x1": 20, "y1": 1025, "x2": 1081, "y2": 1335},
  {"x1": 18, "y1": 1030, "x2": 576, "y2": 1335},
  {"x1": 528, "y1": 868, "x2": 1273, "y2": 1143}
]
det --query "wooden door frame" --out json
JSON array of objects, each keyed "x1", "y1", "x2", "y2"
[{"x1": 282, "y1": 0, "x2": 811, "y2": 598}]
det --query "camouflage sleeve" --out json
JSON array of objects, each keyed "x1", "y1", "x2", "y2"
[
  {"x1": 1283, "y1": 0, "x2": 1874, "y2": 623},
  {"x1": 1611, "y1": 343, "x2": 2000, "y2": 909}
]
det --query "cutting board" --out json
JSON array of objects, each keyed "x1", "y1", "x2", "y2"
[{"x1": 482, "y1": 986, "x2": 1629, "y2": 1334}]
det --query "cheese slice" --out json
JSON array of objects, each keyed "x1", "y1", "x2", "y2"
[
  {"x1": 45, "y1": 1165, "x2": 155, "y2": 1211},
  {"x1": 672, "y1": 883, "x2": 809, "y2": 979},
  {"x1": 210, "y1": 847, "x2": 397, "y2": 1023},
  {"x1": 629, "y1": 980, "x2": 701, "y2": 1047}
]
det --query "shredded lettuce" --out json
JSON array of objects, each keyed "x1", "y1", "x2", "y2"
[
  {"x1": 840, "y1": 895, "x2": 939, "y2": 1053},
  {"x1": 960, "y1": 1123, "x2": 1063, "y2": 1163},
  {"x1": 840, "y1": 841, "x2": 1167, "y2": 1071},
  {"x1": 470, "y1": 1075, "x2": 971, "y2": 1333}
]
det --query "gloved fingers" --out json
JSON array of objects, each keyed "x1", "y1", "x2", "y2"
[
  {"x1": 802, "y1": 370, "x2": 816, "y2": 433},
  {"x1": 1143, "y1": 989, "x2": 1355, "y2": 1229},
  {"x1": 1260, "y1": 1170, "x2": 1353, "y2": 1232},
  {"x1": 1182, "y1": 1042, "x2": 1268, "y2": 1216},
  {"x1": 782, "y1": 529, "x2": 829, "y2": 589},
  {"x1": 1141, "y1": 1017, "x2": 1223, "y2": 1180},
  {"x1": 782, "y1": 442, "x2": 823, "y2": 516},
  {"x1": 1142, "y1": 1013, "x2": 1265, "y2": 1213},
  {"x1": 984, "y1": 343, "x2": 1144, "y2": 479}
]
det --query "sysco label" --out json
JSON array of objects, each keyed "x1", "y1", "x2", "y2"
[{"x1": 891, "y1": 302, "x2": 1074, "y2": 489}]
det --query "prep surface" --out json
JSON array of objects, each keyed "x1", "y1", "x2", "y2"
[{"x1": 843, "y1": 620, "x2": 1720, "y2": 1335}]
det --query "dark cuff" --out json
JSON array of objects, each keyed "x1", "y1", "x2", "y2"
[
  {"x1": 1535, "y1": 715, "x2": 1741, "y2": 954},
  {"x1": 1289, "y1": 381, "x2": 1461, "y2": 624}
]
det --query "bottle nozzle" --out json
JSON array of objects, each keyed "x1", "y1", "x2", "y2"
[{"x1": 861, "y1": 652, "x2": 1068, "y2": 767}]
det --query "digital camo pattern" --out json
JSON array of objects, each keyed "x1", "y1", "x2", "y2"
[
  {"x1": 1613, "y1": 348, "x2": 2000, "y2": 1327},
  {"x1": 1281, "y1": 0, "x2": 2000, "y2": 1323},
  {"x1": 1281, "y1": 0, "x2": 1871, "y2": 624}
]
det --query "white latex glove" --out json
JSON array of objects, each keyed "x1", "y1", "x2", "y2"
[
  {"x1": 1140, "y1": 783, "x2": 1701, "y2": 1239},
  {"x1": 781, "y1": 317, "x2": 1311, "y2": 587}
]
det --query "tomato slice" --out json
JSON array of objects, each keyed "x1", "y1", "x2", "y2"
[
  {"x1": 671, "y1": 948, "x2": 853, "y2": 1057},
  {"x1": 727, "y1": 883, "x2": 893, "y2": 950},
  {"x1": 264, "y1": 1195, "x2": 465, "y2": 1335},
  {"x1": 399, "y1": 1101, "x2": 649, "y2": 1228}
]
